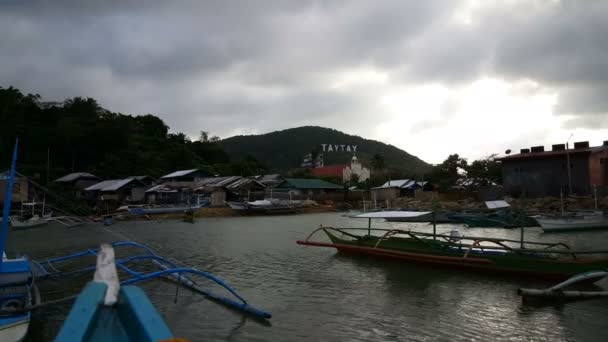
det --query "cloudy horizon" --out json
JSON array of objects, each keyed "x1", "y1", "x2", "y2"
[{"x1": 2, "y1": 0, "x2": 608, "y2": 164}]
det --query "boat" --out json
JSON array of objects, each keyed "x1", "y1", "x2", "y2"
[
  {"x1": 55, "y1": 244, "x2": 177, "y2": 341},
  {"x1": 9, "y1": 214, "x2": 48, "y2": 229},
  {"x1": 384, "y1": 210, "x2": 453, "y2": 223},
  {"x1": 296, "y1": 211, "x2": 608, "y2": 281},
  {"x1": 0, "y1": 138, "x2": 39, "y2": 342},
  {"x1": 30, "y1": 241, "x2": 272, "y2": 320},
  {"x1": 227, "y1": 199, "x2": 302, "y2": 214},
  {"x1": 127, "y1": 203, "x2": 206, "y2": 215},
  {"x1": 536, "y1": 211, "x2": 608, "y2": 232},
  {"x1": 9, "y1": 202, "x2": 50, "y2": 229},
  {"x1": 461, "y1": 211, "x2": 540, "y2": 228}
]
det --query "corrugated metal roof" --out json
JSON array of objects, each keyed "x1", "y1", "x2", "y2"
[
  {"x1": 371, "y1": 179, "x2": 428, "y2": 190},
  {"x1": 194, "y1": 176, "x2": 265, "y2": 191},
  {"x1": 85, "y1": 178, "x2": 137, "y2": 192},
  {"x1": 55, "y1": 172, "x2": 100, "y2": 183},
  {"x1": 160, "y1": 169, "x2": 198, "y2": 179},
  {"x1": 145, "y1": 184, "x2": 177, "y2": 193},
  {"x1": 280, "y1": 178, "x2": 342, "y2": 189}
]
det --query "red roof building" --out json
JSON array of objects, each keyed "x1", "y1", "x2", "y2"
[{"x1": 310, "y1": 165, "x2": 348, "y2": 179}]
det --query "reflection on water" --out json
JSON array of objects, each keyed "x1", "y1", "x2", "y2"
[{"x1": 6, "y1": 213, "x2": 608, "y2": 341}]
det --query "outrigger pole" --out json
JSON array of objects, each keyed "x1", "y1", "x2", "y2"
[{"x1": 0, "y1": 137, "x2": 18, "y2": 269}]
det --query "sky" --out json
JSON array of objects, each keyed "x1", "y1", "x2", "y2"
[{"x1": 1, "y1": 0, "x2": 608, "y2": 164}]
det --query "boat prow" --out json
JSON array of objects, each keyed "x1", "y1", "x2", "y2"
[{"x1": 55, "y1": 282, "x2": 175, "y2": 342}]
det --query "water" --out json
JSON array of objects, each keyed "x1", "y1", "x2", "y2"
[{"x1": 7, "y1": 213, "x2": 608, "y2": 341}]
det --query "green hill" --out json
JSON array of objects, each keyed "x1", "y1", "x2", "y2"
[{"x1": 220, "y1": 126, "x2": 431, "y2": 175}]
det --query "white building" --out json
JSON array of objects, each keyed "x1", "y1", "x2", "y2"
[{"x1": 343, "y1": 155, "x2": 370, "y2": 183}]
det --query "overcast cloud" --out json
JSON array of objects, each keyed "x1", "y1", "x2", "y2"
[{"x1": 2, "y1": 0, "x2": 608, "y2": 163}]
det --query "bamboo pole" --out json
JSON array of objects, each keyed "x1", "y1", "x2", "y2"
[{"x1": 518, "y1": 289, "x2": 608, "y2": 299}]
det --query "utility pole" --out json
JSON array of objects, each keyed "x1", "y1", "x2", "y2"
[{"x1": 566, "y1": 134, "x2": 573, "y2": 195}]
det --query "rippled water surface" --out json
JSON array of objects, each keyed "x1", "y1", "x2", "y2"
[{"x1": 7, "y1": 212, "x2": 608, "y2": 341}]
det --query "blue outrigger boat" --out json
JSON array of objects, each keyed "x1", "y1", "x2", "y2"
[
  {"x1": 0, "y1": 138, "x2": 40, "y2": 342},
  {"x1": 1, "y1": 139, "x2": 271, "y2": 341},
  {"x1": 34, "y1": 241, "x2": 271, "y2": 341}
]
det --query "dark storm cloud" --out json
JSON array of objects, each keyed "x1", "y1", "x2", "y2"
[{"x1": 1, "y1": 0, "x2": 607, "y2": 138}]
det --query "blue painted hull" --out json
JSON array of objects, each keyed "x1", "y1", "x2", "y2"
[{"x1": 55, "y1": 282, "x2": 175, "y2": 342}]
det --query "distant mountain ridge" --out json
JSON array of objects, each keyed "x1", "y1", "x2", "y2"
[{"x1": 220, "y1": 126, "x2": 431, "y2": 175}]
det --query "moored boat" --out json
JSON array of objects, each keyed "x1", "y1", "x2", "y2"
[
  {"x1": 536, "y1": 211, "x2": 608, "y2": 232},
  {"x1": 9, "y1": 214, "x2": 48, "y2": 229},
  {"x1": 0, "y1": 138, "x2": 39, "y2": 342},
  {"x1": 227, "y1": 199, "x2": 302, "y2": 214},
  {"x1": 296, "y1": 211, "x2": 608, "y2": 281}
]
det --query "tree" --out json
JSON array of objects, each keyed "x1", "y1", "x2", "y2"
[
  {"x1": 465, "y1": 154, "x2": 502, "y2": 185},
  {"x1": 428, "y1": 154, "x2": 468, "y2": 190},
  {"x1": 371, "y1": 153, "x2": 386, "y2": 171}
]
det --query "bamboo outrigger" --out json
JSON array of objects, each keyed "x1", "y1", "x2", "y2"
[
  {"x1": 297, "y1": 211, "x2": 608, "y2": 281},
  {"x1": 30, "y1": 241, "x2": 272, "y2": 320}
]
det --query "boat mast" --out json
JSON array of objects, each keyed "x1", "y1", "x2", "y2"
[{"x1": 0, "y1": 138, "x2": 19, "y2": 267}]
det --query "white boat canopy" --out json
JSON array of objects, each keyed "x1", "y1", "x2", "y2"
[
  {"x1": 485, "y1": 200, "x2": 510, "y2": 209},
  {"x1": 354, "y1": 211, "x2": 432, "y2": 219}
]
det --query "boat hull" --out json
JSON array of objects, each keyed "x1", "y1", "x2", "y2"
[
  {"x1": 9, "y1": 216, "x2": 48, "y2": 229},
  {"x1": 0, "y1": 317, "x2": 29, "y2": 342},
  {"x1": 537, "y1": 217, "x2": 608, "y2": 232},
  {"x1": 55, "y1": 282, "x2": 174, "y2": 342},
  {"x1": 298, "y1": 230, "x2": 608, "y2": 281},
  {"x1": 128, "y1": 204, "x2": 203, "y2": 215}
]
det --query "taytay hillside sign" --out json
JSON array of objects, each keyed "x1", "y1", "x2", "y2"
[{"x1": 321, "y1": 144, "x2": 357, "y2": 153}]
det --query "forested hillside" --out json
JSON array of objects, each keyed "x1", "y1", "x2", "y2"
[
  {"x1": 221, "y1": 126, "x2": 431, "y2": 176},
  {"x1": 0, "y1": 86, "x2": 262, "y2": 182}
]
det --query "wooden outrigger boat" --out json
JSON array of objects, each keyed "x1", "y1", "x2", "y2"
[
  {"x1": 55, "y1": 244, "x2": 177, "y2": 341},
  {"x1": 0, "y1": 139, "x2": 40, "y2": 342},
  {"x1": 297, "y1": 211, "x2": 608, "y2": 281}
]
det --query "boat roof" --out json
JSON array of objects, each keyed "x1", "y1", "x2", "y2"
[
  {"x1": 485, "y1": 200, "x2": 510, "y2": 209},
  {"x1": 354, "y1": 211, "x2": 432, "y2": 219}
]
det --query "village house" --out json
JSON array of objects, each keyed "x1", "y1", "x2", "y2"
[
  {"x1": 276, "y1": 178, "x2": 342, "y2": 200},
  {"x1": 159, "y1": 169, "x2": 208, "y2": 187},
  {"x1": 252, "y1": 174, "x2": 284, "y2": 189},
  {"x1": 194, "y1": 176, "x2": 266, "y2": 206},
  {"x1": 84, "y1": 177, "x2": 148, "y2": 208},
  {"x1": 54, "y1": 172, "x2": 102, "y2": 198},
  {"x1": 370, "y1": 179, "x2": 432, "y2": 201},
  {"x1": 499, "y1": 141, "x2": 608, "y2": 197},
  {"x1": 0, "y1": 170, "x2": 31, "y2": 204}
]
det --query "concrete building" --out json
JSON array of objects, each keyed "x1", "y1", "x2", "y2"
[
  {"x1": 499, "y1": 141, "x2": 608, "y2": 197},
  {"x1": 343, "y1": 155, "x2": 370, "y2": 183}
]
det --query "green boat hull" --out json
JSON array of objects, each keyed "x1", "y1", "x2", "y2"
[{"x1": 319, "y1": 230, "x2": 608, "y2": 280}]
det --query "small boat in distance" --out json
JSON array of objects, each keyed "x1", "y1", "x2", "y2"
[
  {"x1": 9, "y1": 202, "x2": 50, "y2": 229},
  {"x1": 227, "y1": 199, "x2": 302, "y2": 214},
  {"x1": 296, "y1": 211, "x2": 608, "y2": 281},
  {"x1": 126, "y1": 203, "x2": 206, "y2": 215},
  {"x1": 536, "y1": 211, "x2": 608, "y2": 232}
]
